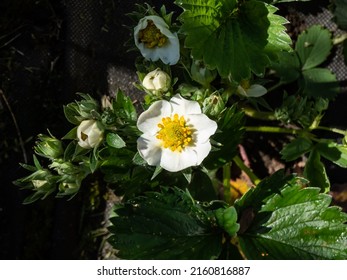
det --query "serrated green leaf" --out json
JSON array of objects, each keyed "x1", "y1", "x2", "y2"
[
  {"x1": 235, "y1": 169, "x2": 297, "y2": 214},
  {"x1": 302, "y1": 68, "x2": 339, "y2": 99},
  {"x1": 239, "y1": 183, "x2": 347, "y2": 259},
  {"x1": 304, "y1": 149, "x2": 330, "y2": 193},
  {"x1": 176, "y1": 0, "x2": 271, "y2": 81},
  {"x1": 280, "y1": 137, "x2": 312, "y2": 161},
  {"x1": 316, "y1": 140, "x2": 347, "y2": 168},
  {"x1": 265, "y1": 4, "x2": 292, "y2": 57},
  {"x1": 108, "y1": 188, "x2": 222, "y2": 259},
  {"x1": 334, "y1": 0, "x2": 347, "y2": 30},
  {"x1": 106, "y1": 133, "x2": 126, "y2": 149},
  {"x1": 295, "y1": 25, "x2": 332, "y2": 70}
]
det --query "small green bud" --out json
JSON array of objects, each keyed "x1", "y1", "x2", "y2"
[
  {"x1": 191, "y1": 60, "x2": 216, "y2": 87},
  {"x1": 203, "y1": 93, "x2": 225, "y2": 117},
  {"x1": 35, "y1": 134, "x2": 64, "y2": 159}
]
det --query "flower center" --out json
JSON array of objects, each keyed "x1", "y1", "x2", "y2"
[
  {"x1": 156, "y1": 114, "x2": 193, "y2": 152},
  {"x1": 138, "y1": 20, "x2": 168, "y2": 48}
]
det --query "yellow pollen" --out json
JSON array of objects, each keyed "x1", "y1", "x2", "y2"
[
  {"x1": 138, "y1": 20, "x2": 168, "y2": 48},
  {"x1": 156, "y1": 114, "x2": 193, "y2": 152}
]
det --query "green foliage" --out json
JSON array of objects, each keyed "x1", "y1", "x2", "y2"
[
  {"x1": 316, "y1": 140, "x2": 347, "y2": 168},
  {"x1": 215, "y1": 206, "x2": 240, "y2": 237},
  {"x1": 274, "y1": 94, "x2": 329, "y2": 128},
  {"x1": 272, "y1": 25, "x2": 339, "y2": 100},
  {"x1": 106, "y1": 133, "x2": 126, "y2": 149},
  {"x1": 176, "y1": 0, "x2": 291, "y2": 81},
  {"x1": 239, "y1": 181, "x2": 347, "y2": 259},
  {"x1": 63, "y1": 93, "x2": 100, "y2": 125},
  {"x1": 333, "y1": 0, "x2": 347, "y2": 30},
  {"x1": 204, "y1": 105, "x2": 245, "y2": 169},
  {"x1": 280, "y1": 137, "x2": 312, "y2": 161},
  {"x1": 108, "y1": 187, "x2": 223, "y2": 259},
  {"x1": 295, "y1": 25, "x2": 332, "y2": 70},
  {"x1": 304, "y1": 148, "x2": 330, "y2": 193}
]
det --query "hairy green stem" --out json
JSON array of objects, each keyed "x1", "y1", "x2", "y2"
[
  {"x1": 233, "y1": 155, "x2": 260, "y2": 185},
  {"x1": 245, "y1": 126, "x2": 300, "y2": 135},
  {"x1": 242, "y1": 106, "x2": 276, "y2": 121},
  {"x1": 223, "y1": 162, "x2": 232, "y2": 203},
  {"x1": 314, "y1": 126, "x2": 346, "y2": 136}
]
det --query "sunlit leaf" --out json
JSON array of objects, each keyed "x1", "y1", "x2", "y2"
[
  {"x1": 316, "y1": 140, "x2": 347, "y2": 168},
  {"x1": 176, "y1": 0, "x2": 277, "y2": 81},
  {"x1": 239, "y1": 180, "x2": 347, "y2": 259}
]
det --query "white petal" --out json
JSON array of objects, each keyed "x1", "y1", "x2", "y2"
[
  {"x1": 155, "y1": 35, "x2": 180, "y2": 65},
  {"x1": 187, "y1": 114, "x2": 217, "y2": 143},
  {"x1": 194, "y1": 142, "x2": 212, "y2": 165},
  {"x1": 160, "y1": 148, "x2": 198, "y2": 172},
  {"x1": 137, "y1": 134, "x2": 162, "y2": 166},
  {"x1": 247, "y1": 84, "x2": 267, "y2": 97},
  {"x1": 137, "y1": 100, "x2": 172, "y2": 135},
  {"x1": 237, "y1": 85, "x2": 247, "y2": 96},
  {"x1": 170, "y1": 94, "x2": 201, "y2": 115}
]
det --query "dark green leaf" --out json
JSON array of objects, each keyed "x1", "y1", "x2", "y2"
[
  {"x1": 203, "y1": 105, "x2": 244, "y2": 169},
  {"x1": 304, "y1": 149, "x2": 330, "y2": 193},
  {"x1": 316, "y1": 140, "x2": 347, "y2": 168},
  {"x1": 271, "y1": 51, "x2": 300, "y2": 83},
  {"x1": 302, "y1": 68, "x2": 339, "y2": 99},
  {"x1": 235, "y1": 169, "x2": 296, "y2": 214},
  {"x1": 280, "y1": 137, "x2": 312, "y2": 161},
  {"x1": 188, "y1": 169, "x2": 217, "y2": 201},
  {"x1": 113, "y1": 90, "x2": 137, "y2": 122},
  {"x1": 334, "y1": 0, "x2": 347, "y2": 30},
  {"x1": 106, "y1": 133, "x2": 126, "y2": 149},
  {"x1": 239, "y1": 183, "x2": 347, "y2": 259},
  {"x1": 109, "y1": 188, "x2": 223, "y2": 259},
  {"x1": 295, "y1": 25, "x2": 332, "y2": 70}
]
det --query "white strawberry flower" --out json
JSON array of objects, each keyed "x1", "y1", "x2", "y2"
[
  {"x1": 134, "y1": 15, "x2": 180, "y2": 65},
  {"x1": 137, "y1": 94, "x2": 217, "y2": 172}
]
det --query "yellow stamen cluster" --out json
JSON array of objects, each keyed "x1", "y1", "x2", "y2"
[
  {"x1": 156, "y1": 114, "x2": 193, "y2": 152},
  {"x1": 138, "y1": 20, "x2": 168, "y2": 48}
]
